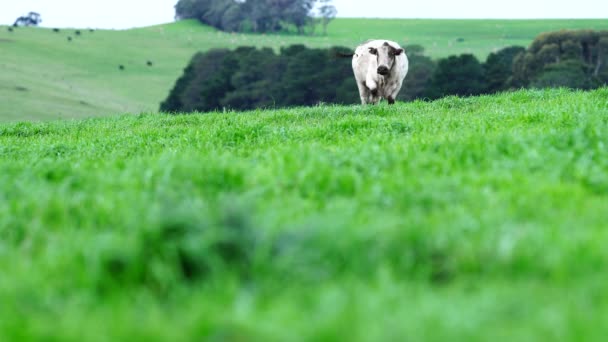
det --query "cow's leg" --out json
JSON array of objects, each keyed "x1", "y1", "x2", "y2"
[
  {"x1": 371, "y1": 88, "x2": 379, "y2": 97},
  {"x1": 357, "y1": 82, "x2": 371, "y2": 104},
  {"x1": 368, "y1": 89, "x2": 379, "y2": 105},
  {"x1": 387, "y1": 82, "x2": 403, "y2": 105},
  {"x1": 365, "y1": 78, "x2": 378, "y2": 102},
  {"x1": 371, "y1": 88, "x2": 383, "y2": 105},
  {"x1": 366, "y1": 85, "x2": 381, "y2": 105}
]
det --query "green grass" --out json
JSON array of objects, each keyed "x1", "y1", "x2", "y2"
[
  {"x1": 1, "y1": 88, "x2": 608, "y2": 340},
  {"x1": 2, "y1": 18, "x2": 608, "y2": 121}
]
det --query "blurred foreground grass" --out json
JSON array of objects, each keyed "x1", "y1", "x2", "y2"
[{"x1": 1, "y1": 88, "x2": 608, "y2": 340}]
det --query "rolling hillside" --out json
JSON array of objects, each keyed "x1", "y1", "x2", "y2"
[
  {"x1": 1, "y1": 19, "x2": 608, "y2": 121},
  {"x1": 1, "y1": 88, "x2": 608, "y2": 339}
]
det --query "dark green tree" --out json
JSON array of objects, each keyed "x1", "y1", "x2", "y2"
[
  {"x1": 281, "y1": 46, "x2": 326, "y2": 105},
  {"x1": 161, "y1": 44, "x2": 357, "y2": 113},
  {"x1": 161, "y1": 49, "x2": 237, "y2": 112},
  {"x1": 174, "y1": 0, "x2": 321, "y2": 34},
  {"x1": 483, "y1": 46, "x2": 526, "y2": 93},
  {"x1": 175, "y1": 0, "x2": 209, "y2": 21},
  {"x1": 282, "y1": 0, "x2": 317, "y2": 34},
  {"x1": 175, "y1": 0, "x2": 242, "y2": 31},
  {"x1": 428, "y1": 54, "x2": 486, "y2": 99},
  {"x1": 511, "y1": 30, "x2": 608, "y2": 89},
  {"x1": 242, "y1": 0, "x2": 274, "y2": 32},
  {"x1": 160, "y1": 60, "x2": 197, "y2": 112},
  {"x1": 531, "y1": 60, "x2": 593, "y2": 89},
  {"x1": 325, "y1": 47, "x2": 360, "y2": 104},
  {"x1": 221, "y1": 47, "x2": 283, "y2": 109},
  {"x1": 398, "y1": 45, "x2": 436, "y2": 101}
]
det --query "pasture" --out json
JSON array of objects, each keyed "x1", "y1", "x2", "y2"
[
  {"x1": 1, "y1": 18, "x2": 608, "y2": 121},
  {"x1": 1, "y1": 88, "x2": 608, "y2": 339}
]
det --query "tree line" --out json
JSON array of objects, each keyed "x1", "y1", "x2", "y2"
[
  {"x1": 161, "y1": 45, "x2": 356, "y2": 112},
  {"x1": 174, "y1": 0, "x2": 337, "y2": 34},
  {"x1": 161, "y1": 30, "x2": 608, "y2": 113}
]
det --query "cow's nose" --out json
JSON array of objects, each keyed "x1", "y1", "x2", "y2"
[{"x1": 377, "y1": 66, "x2": 389, "y2": 75}]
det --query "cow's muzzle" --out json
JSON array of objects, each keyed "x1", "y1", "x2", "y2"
[{"x1": 377, "y1": 66, "x2": 389, "y2": 75}]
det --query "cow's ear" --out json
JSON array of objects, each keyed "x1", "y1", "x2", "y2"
[
  {"x1": 368, "y1": 47, "x2": 377, "y2": 55},
  {"x1": 394, "y1": 48, "x2": 404, "y2": 56}
]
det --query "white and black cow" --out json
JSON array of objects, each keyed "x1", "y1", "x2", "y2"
[{"x1": 351, "y1": 40, "x2": 408, "y2": 105}]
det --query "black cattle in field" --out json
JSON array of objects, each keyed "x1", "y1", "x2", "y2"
[{"x1": 13, "y1": 12, "x2": 42, "y2": 27}]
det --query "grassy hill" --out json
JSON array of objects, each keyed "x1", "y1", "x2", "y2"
[
  {"x1": 1, "y1": 18, "x2": 608, "y2": 122},
  {"x1": 1, "y1": 88, "x2": 608, "y2": 339}
]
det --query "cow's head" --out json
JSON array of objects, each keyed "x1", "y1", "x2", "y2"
[{"x1": 368, "y1": 42, "x2": 403, "y2": 76}]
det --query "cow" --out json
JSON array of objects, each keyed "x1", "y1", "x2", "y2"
[{"x1": 351, "y1": 40, "x2": 408, "y2": 105}]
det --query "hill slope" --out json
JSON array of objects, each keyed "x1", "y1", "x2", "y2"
[
  {"x1": 2, "y1": 19, "x2": 608, "y2": 122},
  {"x1": 1, "y1": 89, "x2": 608, "y2": 339}
]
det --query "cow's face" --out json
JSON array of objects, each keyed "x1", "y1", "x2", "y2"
[{"x1": 368, "y1": 42, "x2": 403, "y2": 76}]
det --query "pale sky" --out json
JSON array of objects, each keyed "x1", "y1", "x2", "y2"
[{"x1": 1, "y1": 0, "x2": 607, "y2": 29}]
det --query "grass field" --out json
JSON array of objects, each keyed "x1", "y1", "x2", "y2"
[
  {"x1": 2, "y1": 18, "x2": 608, "y2": 121},
  {"x1": 1, "y1": 88, "x2": 608, "y2": 340}
]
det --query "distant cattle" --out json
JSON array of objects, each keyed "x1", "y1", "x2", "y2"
[
  {"x1": 119, "y1": 65, "x2": 125, "y2": 70},
  {"x1": 351, "y1": 40, "x2": 408, "y2": 105},
  {"x1": 13, "y1": 12, "x2": 41, "y2": 27},
  {"x1": 53, "y1": 28, "x2": 60, "y2": 33},
  {"x1": 75, "y1": 30, "x2": 81, "y2": 36},
  {"x1": 146, "y1": 61, "x2": 153, "y2": 66},
  {"x1": 67, "y1": 36, "x2": 72, "y2": 41}
]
